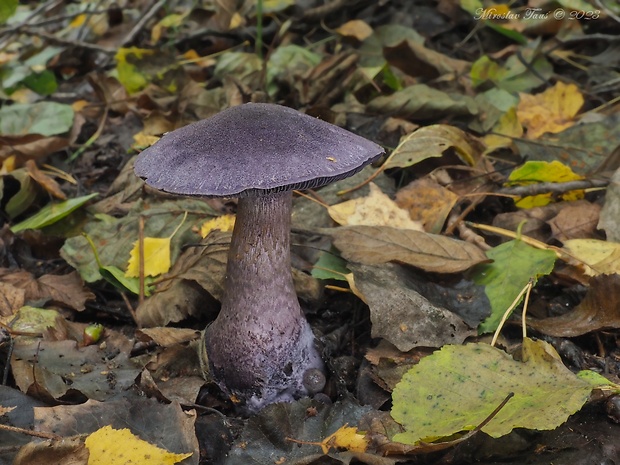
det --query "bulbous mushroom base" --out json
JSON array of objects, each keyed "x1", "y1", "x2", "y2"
[{"x1": 205, "y1": 317, "x2": 323, "y2": 412}]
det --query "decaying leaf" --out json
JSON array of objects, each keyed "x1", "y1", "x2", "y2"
[
  {"x1": 527, "y1": 274, "x2": 620, "y2": 337},
  {"x1": 349, "y1": 263, "x2": 476, "y2": 351},
  {"x1": 328, "y1": 183, "x2": 422, "y2": 230},
  {"x1": 331, "y1": 225, "x2": 488, "y2": 274},
  {"x1": 391, "y1": 339, "x2": 597, "y2": 445}
]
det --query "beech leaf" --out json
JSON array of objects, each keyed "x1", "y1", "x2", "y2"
[
  {"x1": 391, "y1": 339, "x2": 597, "y2": 445},
  {"x1": 331, "y1": 225, "x2": 488, "y2": 273}
]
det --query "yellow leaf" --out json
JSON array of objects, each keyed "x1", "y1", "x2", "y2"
[
  {"x1": 483, "y1": 107, "x2": 523, "y2": 152},
  {"x1": 85, "y1": 425, "x2": 191, "y2": 465},
  {"x1": 321, "y1": 425, "x2": 368, "y2": 454},
  {"x1": 115, "y1": 47, "x2": 155, "y2": 94},
  {"x1": 517, "y1": 82, "x2": 584, "y2": 139},
  {"x1": 562, "y1": 239, "x2": 620, "y2": 276},
  {"x1": 133, "y1": 132, "x2": 161, "y2": 150},
  {"x1": 200, "y1": 214, "x2": 236, "y2": 238},
  {"x1": 506, "y1": 160, "x2": 584, "y2": 208},
  {"x1": 126, "y1": 213, "x2": 187, "y2": 278},
  {"x1": 328, "y1": 183, "x2": 423, "y2": 230},
  {"x1": 126, "y1": 237, "x2": 171, "y2": 278}
]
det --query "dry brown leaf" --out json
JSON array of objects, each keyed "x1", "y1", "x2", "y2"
[
  {"x1": 395, "y1": 178, "x2": 458, "y2": 234},
  {"x1": 527, "y1": 274, "x2": 620, "y2": 337},
  {"x1": 0, "y1": 281, "x2": 25, "y2": 317},
  {"x1": 548, "y1": 201, "x2": 601, "y2": 242},
  {"x1": 137, "y1": 327, "x2": 201, "y2": 347},
  {"x1": 13, "y1": 436, "x2": 88, "y2": 465},
  {"x1": 25, "y1": 159, "x2": 66, "y2": 200},
  {"x1": 331, "y1": 225, "x2": 487, "y2": 273},
  {"x1": 25, "y1": 271, "x2": 94, "y2": 312},
  {"x1": 328, "y1": 183, "x2": 423, "y2": 230}
]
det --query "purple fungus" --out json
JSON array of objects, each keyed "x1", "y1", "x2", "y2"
[{"x1": 134, "y1": 103, "x2": 384, "y2": 412}]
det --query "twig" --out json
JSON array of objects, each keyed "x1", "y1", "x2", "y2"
[
  {"x1": 121, "y1": 0, "x2": 166, "y2": 46},
  {"x1": 0, "y1": 424, "x2": 62, "y2": 441},
  {"x1": 499, "y1": 178, "x2": 609, "y2": 197},
  {"x1": 16, "y1": 27, "x2": 115, "y2": 54}
]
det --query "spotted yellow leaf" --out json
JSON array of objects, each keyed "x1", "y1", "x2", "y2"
[{"x1": 85, "y1": 425, "x2": 191, "y2": 465}]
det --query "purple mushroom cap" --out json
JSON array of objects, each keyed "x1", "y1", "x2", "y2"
[
  {"x1": 134, "y1": 103, "x2": 384, "y2": 412},
  {"x1": 134, "y1": 103, "x2": 383, "y2": 196}
]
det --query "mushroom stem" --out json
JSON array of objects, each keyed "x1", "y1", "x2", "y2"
[{"x1": 205, "y1": 190, "x2": 324, "y2": 411}]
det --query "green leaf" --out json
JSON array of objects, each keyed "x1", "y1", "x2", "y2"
[
  {"x1": 473, "y1": 239, "x2": 556, "y2": 333},
  {"x1": 22, "y1": 70, "x2": 58, "y2": 95},
  {"x1": 0, "y1": 101, "x2": 74, "y2": 136},
  {"x1": 391, "y1": 339, "x2": 593, "y2": 445},
  {"x1": 312, "y1": 252, "x2": 350, "y2": 281},
  {"x1": 0, "y1": 0, "x2": 17, "y2": 23},
  {"x1": 10, "y1": 193, "x2": 98, "y2": 233}
]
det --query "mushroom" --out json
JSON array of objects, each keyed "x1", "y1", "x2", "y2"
[{"x1": 134, "y1": 103, "x2": 384, "y2": 412}]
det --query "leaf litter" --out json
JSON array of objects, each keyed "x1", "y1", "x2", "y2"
[{"x1": 0, "y1": 0, "x2": 620, "y2": 464}]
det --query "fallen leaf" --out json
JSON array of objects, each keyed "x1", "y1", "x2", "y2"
[
  {"x1": 391, "y1": 339, "x2": 596, "y2": 445},
  {"x1": 473, "y1": 239, "x2": 556, "y2": 333},
  {"x1": 126, "y1": 212, "x2": 187, "y2": 278},
  {"x1": 598, "y1": 168, "x2": 620, "y2": 242},
  {"x1": 331, "y1": 225, "x2": 488, "y2": 273},
  {"x1": 527, "y1": 274, "x2": 620, "y2": 337},
  {"x1": 385, "y1": 124, "x2": 484, "y2": 170},
  {"x1": 199, "y1": 214, "x2": 235, "y2": 238},
  {"x1": 506, "y1": 160, "x2": 584, "y2": 208},
  {"x1": 548, "y1": 201, "x2": 600, "y2": 241},
  {"x1": 517, "y1": 81, "x2": 584, "y2": 139},
  {"x1": 13, "y1": 436, "x2": 88, "y2": 465},
  {"x1": 349, "y1": 263, "x2": 476, "y2": 351},
  {"x1": 25, "y1": 159, "x2": 66, "y2": 199},
  {"x1": 85, "y1": 425, "x2": 192, "y2": 465},
  {"x1": 368, "y1": 85, "x2": 478, "y2": 120},
  {"x1": 321, "y1": 425, "x2": 369, "y2": 454},
  {"x1": 335, "y1": 19, "x2": 373, "y2": 41},
  {"x1": 394, "y1": 178, "x2": 458, "y2": 233},
  {"x1": 328, "y1": 183, "x2": 422, "y2": 230},
  {"x1": 562, "y1": 239, "x2": 620, "y2": 276}
]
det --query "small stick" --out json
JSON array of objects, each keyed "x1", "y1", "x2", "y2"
[{"x1": 0, "y1": 424, "x2": 62, "y2": 441}]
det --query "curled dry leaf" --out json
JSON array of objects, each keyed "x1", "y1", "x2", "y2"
[
  {"x1": 331, "y1": 225, "x2": 487, "y2": 273},
  {"x1": 527, "y1": 274, "x2": 620, "y2": 337}
]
